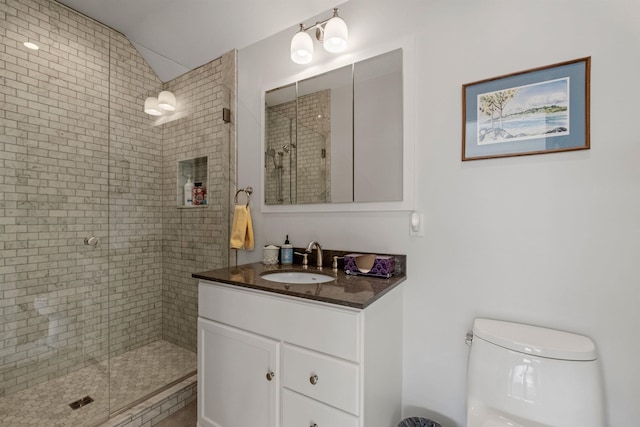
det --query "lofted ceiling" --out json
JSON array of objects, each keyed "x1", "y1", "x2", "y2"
[{"x1": 55, "y1": 0, "x2": 344, "y2": 82}]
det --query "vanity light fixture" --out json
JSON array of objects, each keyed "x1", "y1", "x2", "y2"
[
  {"x1": 290, "y1": 7, "x2": 348, "y2": 64},
  {"x1": 322, "y1": 9, "x2": 348, "y2": 53},
  {"x1": 291, "y1": 25, "x2": 314, "y2": 64},
  {"x1": 144, "y1": 90, "x2": 176, "y2": 116}
]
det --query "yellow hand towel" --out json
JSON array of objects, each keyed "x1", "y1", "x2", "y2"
[{"x1": 230, "y1": 205, "x2": 254, "y2": 250}]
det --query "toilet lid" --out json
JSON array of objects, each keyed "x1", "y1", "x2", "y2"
[{"x1": 473, "y1": 318, "x2": 597, "y2": 361}]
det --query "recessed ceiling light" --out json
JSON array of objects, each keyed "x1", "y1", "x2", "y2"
[{"x1": 23, "y1": 42, "x2": 39, "y2": 50}]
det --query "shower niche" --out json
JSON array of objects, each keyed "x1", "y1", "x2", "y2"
[{"x1": 178, "y1": 156, "x2": 208, "y2": 207}]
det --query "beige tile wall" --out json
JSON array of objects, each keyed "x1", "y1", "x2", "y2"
[
  {"x1": 108, "y1": 23, "x2": 164, "y2": 357},
  {"x1": 161, "y1": 51, "x2": 236, "y2": 352}
]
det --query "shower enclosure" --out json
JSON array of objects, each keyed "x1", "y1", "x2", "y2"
[{"x1": 0, "y1": 1, "x2": 235, "y2": 425}]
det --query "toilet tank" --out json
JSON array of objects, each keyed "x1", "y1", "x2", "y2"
[{"x1": 467, "y1": 318, "x2": 605, "y2": 427}]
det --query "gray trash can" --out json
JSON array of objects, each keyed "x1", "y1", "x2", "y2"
[{"x1": 398, "y1": 417, "x2": 442, "y2": 427}]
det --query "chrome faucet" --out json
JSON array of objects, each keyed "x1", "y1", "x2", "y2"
[{"x1": 305, "y1": 240, "x2": 323, "y2": 268}]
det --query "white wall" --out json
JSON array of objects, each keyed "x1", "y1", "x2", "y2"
[{"x1": 238, "y1": 1, "x2": 640, "y2": 425}]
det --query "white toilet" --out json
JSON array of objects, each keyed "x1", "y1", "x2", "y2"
[{"x1": 466, "y1": 318, "x2": 606, "y2": 427}]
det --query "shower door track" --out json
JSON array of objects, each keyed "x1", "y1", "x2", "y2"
[{"x1": 105, "y1": 370, "x2": 197, "y2": 421}]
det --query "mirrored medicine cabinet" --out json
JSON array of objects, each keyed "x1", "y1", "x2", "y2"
[{"x1": 262, "y1": 46, "x2": 413, "y2": 212}]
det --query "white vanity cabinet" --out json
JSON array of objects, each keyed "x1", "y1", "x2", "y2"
[{"x1": 198, "y1": 279, "x2": 403, "y2": 427}]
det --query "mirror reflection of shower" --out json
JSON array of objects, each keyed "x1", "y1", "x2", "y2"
[
  {"x1": 265, "y1": 86, "x2": 332, "y2": 205},
  {"x1": 264, "y1": 111, "x2": 298, "y2": 204},
  {"x1": 266, "y1": 147, "x2": 284, "y2": 202},
  {"x1": 282, "y1": 142, "x2": 296, "y2": 153},
  {"x1": 265, "y1": 107, "x2": 330, "y2": 204}
]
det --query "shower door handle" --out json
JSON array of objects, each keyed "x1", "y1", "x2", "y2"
[{"x1": 84, "y1": 236, "x2": 99, "y2": 246}]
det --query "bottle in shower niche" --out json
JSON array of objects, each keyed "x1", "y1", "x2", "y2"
[
  {"x1": 184, "y1": 176, "x2": 194, "y2": 206},
  {"x1": 192, "y1": 182, "x2": 205, "y2": 206},
  {"x1": 280, "y1": 235, "x2": 293, "y2": 265}
]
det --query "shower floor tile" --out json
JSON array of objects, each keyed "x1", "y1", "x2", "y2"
[{"x1": 0, "y1": 340, "x2": 196, "y2": 427}]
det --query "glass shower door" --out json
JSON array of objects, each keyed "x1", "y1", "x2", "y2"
[{"x1": 0, "y1": 1, "x2": 111, "y2": 424}]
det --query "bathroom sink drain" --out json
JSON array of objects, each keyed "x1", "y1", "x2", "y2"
[{"x1": 69, "y1": 395, "x2": 94, "y2": 410}]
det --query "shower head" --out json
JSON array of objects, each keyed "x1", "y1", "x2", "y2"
[
  {"x1": 268, "y1": 149, "x2": 284, "y2": 169},
  {"x1": 282, "y1": 143, "x2": 297, "y2": 153}
]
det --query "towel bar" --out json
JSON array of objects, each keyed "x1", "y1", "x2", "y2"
[{"x1": 234, "y1": 186, "x2": 253, "y2": 207}]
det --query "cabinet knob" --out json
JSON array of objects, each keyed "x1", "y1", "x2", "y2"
[
  {"x1": 309, "y1": 374, "x2": 318, "y2": 385},
  {"x1": 266, "y1": 371, "x2": 275, "y2": 381},
  {"x1": 310, "y1": 424, "x2": 318, "y2": 427}
]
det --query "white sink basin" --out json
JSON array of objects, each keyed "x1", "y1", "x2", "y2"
[{"x1": 260, "y1": 271, "x2": 335, "y2": 284}]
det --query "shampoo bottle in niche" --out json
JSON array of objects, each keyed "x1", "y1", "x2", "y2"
[
  {"x1": 184, "y1": 176, "x2": 194, "y2": 206},
  {"x1": 280, "y1": 235, "x2": 293, "y2": 265}
]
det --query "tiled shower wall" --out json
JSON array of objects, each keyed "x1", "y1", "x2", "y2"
[
  {"x1": 0, "y1": 0, "x2": 233, "y2": 399},
  {"x1": 108, "y1": 18, "x2": 164, "y2": 356},
  {"x1": 161, "y1": 52, "x2": 236, "y2": 352}
]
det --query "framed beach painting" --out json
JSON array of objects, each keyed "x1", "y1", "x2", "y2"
[{"x1": 462, "y1": 57, "x2": 590, "y2": 161}]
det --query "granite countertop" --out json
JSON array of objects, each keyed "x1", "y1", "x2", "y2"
[{"x1": 193, "y1": 262, "x2": 406, "y2": 309}]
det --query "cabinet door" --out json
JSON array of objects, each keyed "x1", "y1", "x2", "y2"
[{"x1": 198, "y1": 318, "x2": 279, "y2": 427}]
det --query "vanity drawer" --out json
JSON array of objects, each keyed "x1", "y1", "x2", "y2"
[
  {"x1": 282, "y1": 388, "x2": 358, "y2": 427},
  {"x1": 199, "y1": 280, "x2": 361, "y2": 361},
  {"x1": 283, "y1": 344, "x2": 359, "y2": 415}
]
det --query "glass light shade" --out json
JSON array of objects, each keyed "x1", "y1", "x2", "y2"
[
  {"x1": 144, "y1": 97, "x2": 162, "y2": 116},
  {"x1": 291, "y1": 31, "x2": 314, "y2": 64},
  {"x1": 158, "y1": 90, "x2": 176, "y2": 111},
  {"x1": 323, "y1": 16, "x2": 348, "y2": 53}
]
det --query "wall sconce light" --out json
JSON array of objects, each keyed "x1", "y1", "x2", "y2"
[
  {"x1": 144, "y1": 97, "x2": 162, "y2": 116},
  {"x1": 158, "y1": 91, "x2": 176, "y2": 111},
  {"x1": 144, "y1": 90, "x2": 176, "y2": 116},
  {"x1": 290, "y1": 7, "x2": 348, "y2": 65}
]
